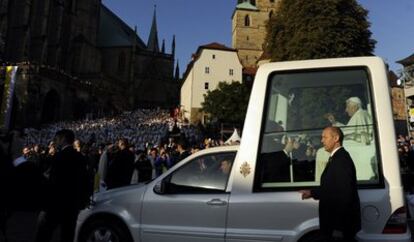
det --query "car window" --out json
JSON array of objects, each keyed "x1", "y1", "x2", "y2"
[
  {"x1": 255, "y1": 68, "x2": 380, "y2": 191},
  {"x1": 168, "y1": 152, "x2": 236, "y2": 193}
]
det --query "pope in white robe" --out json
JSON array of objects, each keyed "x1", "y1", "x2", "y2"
[
  {"x1": 316, "y1": 97, "x2": 376, "y2": 181},
  {"x1": 326, "y1": 97, "x2": 372, "y2": 144}
]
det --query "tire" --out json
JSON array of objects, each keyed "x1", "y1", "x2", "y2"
[
  {"x1": 79, "y1": 218, "x2": 132, "y2": 242},
  {"x1": 298, "y1": 230, "x2": 322, "y2": 242}
]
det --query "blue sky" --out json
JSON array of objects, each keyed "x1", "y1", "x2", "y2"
[{"x1": 102, "y1": 0, "x2": 414, "y2": 76}]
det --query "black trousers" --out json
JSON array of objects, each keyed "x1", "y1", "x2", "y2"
[
  {"x1": 0, "y1": 207, "x2": 8, "y2": 242},
  {"x1": 34, "y1": 209, "x2": 80, "y2": 242}
]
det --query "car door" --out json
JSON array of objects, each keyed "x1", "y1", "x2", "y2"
[{"x1": 141, "y1": 151, "x2": 236, "y2": 242}]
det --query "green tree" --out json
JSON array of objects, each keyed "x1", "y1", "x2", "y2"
[
  {"x1": 264, "y1": 0, "x2": 376, "y2": 61},
  {"x1": 201, "y1": 81, "x2": 250, "y2": 126}
]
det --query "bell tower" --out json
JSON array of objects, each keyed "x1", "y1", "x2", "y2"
[{"x1": 232, "y1": 0, "x2": 280, "y2": 68}]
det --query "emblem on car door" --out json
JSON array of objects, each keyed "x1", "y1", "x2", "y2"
[{"x1": 240, "y1": 162, "x2": 251, "y2": 177}]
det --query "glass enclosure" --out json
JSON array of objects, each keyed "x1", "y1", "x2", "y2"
[{"x1": 256, "y1": 68, "x2": 379, "y2": 190}]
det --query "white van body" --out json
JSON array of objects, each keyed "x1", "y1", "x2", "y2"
[
  {"x1": 76, "y1": 57, "x2": 411, "y2": 242},
  {"x1": 228, "y1": 56, "x2": 409, "y2": 242}
]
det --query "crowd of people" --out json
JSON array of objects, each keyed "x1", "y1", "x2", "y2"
[
  {"x1": 397, "y1": 134, "x2": 414, "y2": 173},
  {"x1": 396, "y1": 134, "x2": 414, "y2": 194},
  {"x1": 0, "y1": 108, "x2": 238, "y2": 241},
  {"x1": 24, "y1": 108, "x2": 203, "y2": 151}
]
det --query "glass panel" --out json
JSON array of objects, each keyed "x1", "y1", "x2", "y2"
[
  {"x1": 257, "y1": 68, "x2": 379, "y2": 190},
  {"x1": 170, "y1": 152, "x2": 236, "y2": 192}
]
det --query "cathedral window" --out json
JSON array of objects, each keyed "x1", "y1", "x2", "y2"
[
  {"x1": 204, "y1": 82, "x2": 209, "y2": 90},
  {"x1": 205, "y1": 67, "x2": 210, "y2": 74},
  {"x1": 212, "y1": 54, "x2": 215, "y2": 59},
  {"x1": 118, "y1": 52, "x2": 126, "y2": 74},
  {"x1": 244, "y1": 15, "x2": 250, "y2": 27},
  {"x1": 229, "y1": 69, "x2": 234, "y2": 76},
  {"x1": 70, "y1": 0, "x2": 78, "y2": 13},
  {"x1": 247, "y1": 36, "x2": 249, "y2": 41},
  {"x1": 269, "y1": 10, "x2": 274, "y2": 19}
]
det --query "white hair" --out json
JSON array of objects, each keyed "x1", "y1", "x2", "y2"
[{"x1": 346, "y1": 97, "x2": 362, "y2": 109}]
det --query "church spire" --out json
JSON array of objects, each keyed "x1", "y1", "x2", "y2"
[
  {"x1": 161, "y1": 39, "x2": 165, "y2": 53},
  {"x1": 171, "y1": 35, "x2": 176, "y2": 58},
  {"x1": 147, "y1": 5, "x2": 159, "y2": 52},
  {"x1": 174, "y1": 60, "x2": 180, "y2": 81}
]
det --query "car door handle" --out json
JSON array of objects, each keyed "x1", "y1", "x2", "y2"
[{"x1": 207, "y1": 198, "x2": 227, "y2": 206}]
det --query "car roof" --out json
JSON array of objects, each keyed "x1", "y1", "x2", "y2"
[{"x1": 195, "y1": 145, "x2": 239, "y2": 155}]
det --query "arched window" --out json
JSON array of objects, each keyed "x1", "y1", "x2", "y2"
[
  {"x1": 41, "y1": 89, "x2": 61, "y2": 123},
  {"x1": 118, "y1": 52, "x2": 125, "y2": 73},
  {"x1": 70, "y1": 0, "x2": 78, "y2": 12},
  {"x1": 269, "y1": 10, "x2": 274, "y2": 19},
  {"x1": 244, "y1": 15, "x2": 250, "y2": 27}
]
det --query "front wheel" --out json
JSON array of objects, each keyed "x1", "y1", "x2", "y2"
[
  {"x1": 298, "y1": 230, "x2": 322, "y2": 242},
  {"x1": 79, "y1": 219, "x2": 132, "y2": 242}
]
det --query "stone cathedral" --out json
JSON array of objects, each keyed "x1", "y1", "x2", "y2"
[{"x1": 0, "y1": 0, "x2": 179, "y2": 129}]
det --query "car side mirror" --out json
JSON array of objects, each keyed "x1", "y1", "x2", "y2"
[{"x1": 154, "y1": 180, "x2": 166, "y2": 194}]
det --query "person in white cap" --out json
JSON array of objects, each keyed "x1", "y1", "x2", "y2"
[{"x1": 325, "y1": 97, "x2": 372, "y2": 144}]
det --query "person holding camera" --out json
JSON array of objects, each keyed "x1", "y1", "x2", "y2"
[
  {"x1": 154, "y1": 147, "x2": 172, "y2": 177},
  {"x1": 105, "y1": 138, "x2": 135, "y2": 189}
]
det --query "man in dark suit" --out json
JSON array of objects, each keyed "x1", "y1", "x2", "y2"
[
  {"x1": 0, "y1": 141, "x2": 11, "y2": 242},
  {"x1": 105, "y1": 138, "x2": 135, "y2": 189},
  {"x1": 175, "y1": 139, "x2": 190, "y2": 164},
  {"x1": 35, "y1": 129, "x2": 90, "y2": 242},
  {"x1": 10, "y1": 148, "x2": 46, "y2": 211},
  {"x1": 261, "y1": 136, "x2": 294, "y2": 182},
  {"x1": 299, "y1": 127, "x2": 361, "y2": 242}
]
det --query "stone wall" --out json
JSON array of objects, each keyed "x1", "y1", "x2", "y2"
[
  {"x1": 232, "y1": 0, "x2": 280, "y2": 68},
  {"x1": 392, "y1": 87, "x2": 407, "y2": 120}
]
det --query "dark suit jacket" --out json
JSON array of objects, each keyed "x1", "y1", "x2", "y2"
[
  {"x1": 47, "y1": 146, "x2": 89, "y2": 211},
  {"x1": 261, "y1": 151, "x2": 291, "y2": 182},
  {"x1": 311, "y1": 147, "x2": 361, "y2": 236},
  {"x1": 105, "y1": 149, "x2": 135, "y2": 189},
  {"x1": 0, "y1": 147, "x2": 12, "y2": 210},
  {"x1": 11, "y1": 160, "x2": 46, "y2": 211}
]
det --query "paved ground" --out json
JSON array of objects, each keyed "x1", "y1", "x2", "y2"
[
  {"x1": 1, "y1": 211, "x2": 59, "y2": 242},
  {"x1": 2, "y1": 211, "x2": 37, "y2": 242}
]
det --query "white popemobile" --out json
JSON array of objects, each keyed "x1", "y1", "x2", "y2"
[{"x1": 76, "y1": 57, "x2": 411, "y2": 242}]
